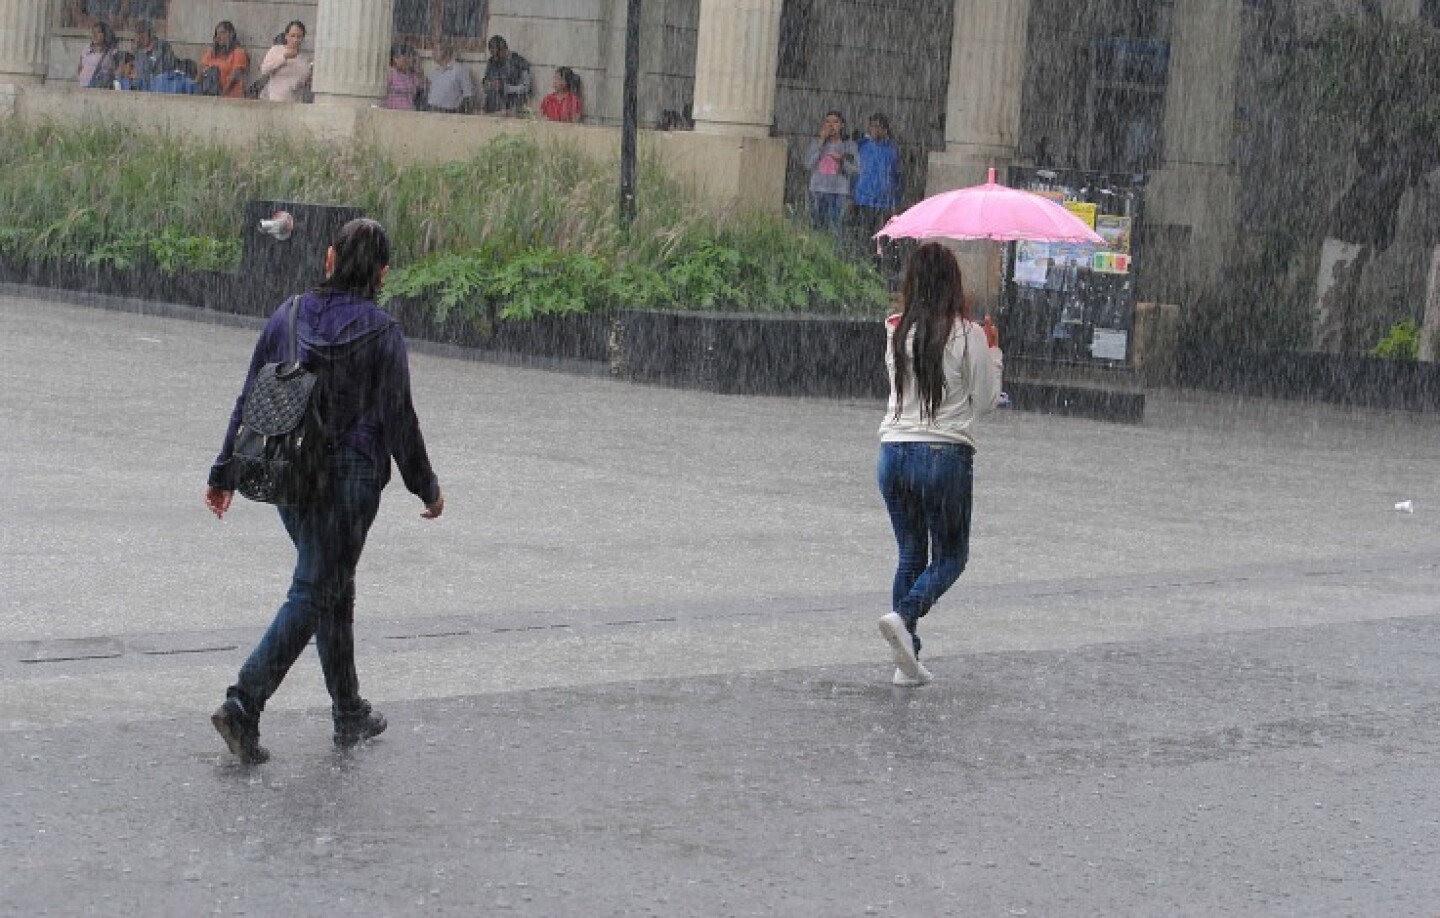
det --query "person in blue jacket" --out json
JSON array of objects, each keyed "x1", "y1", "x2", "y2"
[
  {"x1": 206, "y1": 218, "x2": 446, "y2": 764},
  {"x1": 852, "y1": 113, "x2": 903, "y2": 244},
  {"x1": 149, "y1": 58, "x2": 202, "y2": 94}
]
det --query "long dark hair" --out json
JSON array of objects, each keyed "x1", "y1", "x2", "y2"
[
  {"x1": 891, "y1": 243, "x2": 970, "y2": 422},
  {"x1": 91, "y1": 21, "x2": 117, "y2": 50},
  {"x1": 556, "y1": 66, "x2": 583, "y2": 96},
  {"x1": 212, "y1": 21, "x2": 239, "y2": 54},
  {"x1": 318, "y1": 219, "x2": 391, "y2": 300}
]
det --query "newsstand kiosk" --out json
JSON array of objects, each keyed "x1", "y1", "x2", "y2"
[{"x1": 998, "y1": 168, "x2": 1144, "y2": 368}]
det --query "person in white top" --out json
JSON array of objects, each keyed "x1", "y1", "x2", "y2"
[
  {"x1": 259, "y1": 20, "x2": 312, "y2": 103},
  {"x1": 876, "y1": 242, "x2": 1003, "y2": 687}
]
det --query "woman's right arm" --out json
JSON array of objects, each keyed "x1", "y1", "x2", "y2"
[
  {"x1": 380, "y1": 325, "x2": 441, "y2": 507},
  {"x1": 259, "y1": 45, "x2": 287, "y2": 77},
  {"x1": 803, "y1": 139, "x2": 821, "y2": 171},
  {"x1": 961, "y1": 321, "x2": 1003, "y2": 412}
]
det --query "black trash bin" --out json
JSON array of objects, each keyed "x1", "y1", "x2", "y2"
[{"x1": 241, "y1": 200, "x2": 363, "y2": 316}]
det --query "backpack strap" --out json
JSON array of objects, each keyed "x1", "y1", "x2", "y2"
[{"x1": 284, "y1": 295, "x2": 302, "y2": 366}]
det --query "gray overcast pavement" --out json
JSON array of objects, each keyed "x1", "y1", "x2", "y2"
[{"x1": 1, "y1": 290, "x2": 1439, "y2": 916}]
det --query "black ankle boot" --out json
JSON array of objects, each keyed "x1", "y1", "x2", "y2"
[
  {"x1": 333, "y1": 699, "x2": 387, "y2": 747},
  {"x1": 212, "y1": 696, "x2": 270, "y2": 764}
]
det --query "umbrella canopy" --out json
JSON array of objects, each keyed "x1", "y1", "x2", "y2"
[{"x1": 876, "y1": 168, "x2": 1105, "y2": 245}]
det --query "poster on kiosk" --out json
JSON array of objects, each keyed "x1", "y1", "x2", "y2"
[{"x1": 1002, "y1": 168, "x2": 1142, "y2": 366}]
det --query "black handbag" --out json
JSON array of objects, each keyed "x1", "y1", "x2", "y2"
[
  {"x1": 223, "y1": 297, "x2": 329, "y2": 505},
  {"x1": 244, "y1": 72, "x2": 269, "y2": 99}
]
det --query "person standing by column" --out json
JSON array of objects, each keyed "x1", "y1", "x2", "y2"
[
  {"x1": 877, "y1": 243, "x2": 1003, "y2": 687},
  {"x1": 804, "y1": 110, "x2": 858, "y2": 235},
  {"x1": 852, "y1": 113, "x2": 903, "y2": 243},
  {"x1": 206, "y1": 219, "x2": 445, "y2": 764}
]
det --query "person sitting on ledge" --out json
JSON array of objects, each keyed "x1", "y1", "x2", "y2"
[
  {"x1": 130, "y1": 20, "x2": 176, "y2": 90},
  {"x1": 258, "y1": 20, "x2": 312, "y2": 103},
  {"x1": 539, "y1": 66, "x2": 583, "y2": 123},
  {"x1": 77, "y1": 20, "x2": 120, "y2": 90},
  {"x1": 113, "y1": 52, "x2": 141, "y2": 90},
  {"x1": 384, "y1": 43, "x2": 426, "y2": 111},
  {"x1": 199, "y1": 20, "x2": 250, "y2": 99}
]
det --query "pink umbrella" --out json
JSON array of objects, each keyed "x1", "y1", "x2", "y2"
[{"x1": 876, "y1": 168, "x2": 1105, "y2": 244}]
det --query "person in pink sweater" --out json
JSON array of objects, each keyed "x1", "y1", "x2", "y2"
[{"x1": 258, "y1": 20, "x2": 312, "y2": 103}]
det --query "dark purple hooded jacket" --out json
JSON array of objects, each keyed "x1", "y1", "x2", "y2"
[{"x1": 209, "y1": 290, "x2": 440, "y2": 506}]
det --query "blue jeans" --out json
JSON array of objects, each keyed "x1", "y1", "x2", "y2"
[
  {"x1": 809, "y1": 192, "x2": 847, "y2": 234},
  {"x1": 230, "y1": 448, "x2": 382, "y2": 714},
  {"x1": 878, "y1": 442, "x2": 975, "y2": 637}
]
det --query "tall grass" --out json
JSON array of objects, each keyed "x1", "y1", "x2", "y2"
[{"x1": 0, "y1": 121, "x2": 887, "y2": 315}]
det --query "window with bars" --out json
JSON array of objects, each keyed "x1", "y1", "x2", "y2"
[
  {"x1": 393, "y1": 0, "x2": 489, "y2": 52},
  {"x1": 62, "y1": 0, "x2": 169, "y2": 32}
]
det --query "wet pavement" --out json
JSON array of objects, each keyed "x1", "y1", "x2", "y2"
[{"x1": 2, "y1": 289, "x2": 1439, "y2": 916}]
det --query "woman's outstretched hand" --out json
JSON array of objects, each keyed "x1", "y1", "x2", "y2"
[{"x1": 205, "y1": 486, "x2": 233, "y2": 520}]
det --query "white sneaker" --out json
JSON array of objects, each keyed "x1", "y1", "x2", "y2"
[
  {"x1": 879, "y1": 612, "x2": 922, "y2": 682},
  {"x1": 892, "y1": 663, "x2": 933, "y2": 687}
]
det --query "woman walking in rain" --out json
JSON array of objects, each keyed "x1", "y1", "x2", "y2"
[
  {"x1": 205, "y1": 219, "x2": 445, "y2": 764},
  {"x1": 877, "y1": 243, "x2": 1002, "y2": 686}
]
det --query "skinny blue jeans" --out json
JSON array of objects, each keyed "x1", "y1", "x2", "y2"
[
  {"x1": 230, "y1": 448, "x2": 381, "y2": 715},
  {"x1": 809, "y1": 192, "x2": 847, "y2": 234},
  {"x1": 878, "y1": 442, "x2": 975, "y2": 646}
]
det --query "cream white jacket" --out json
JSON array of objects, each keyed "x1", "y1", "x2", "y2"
[{"x1": 879, "y1": 316, "x2": 1003, "y2": 449}]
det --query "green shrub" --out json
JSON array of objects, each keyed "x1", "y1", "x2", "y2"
[
  {"x1": 0, "y1": 121, "x2": 888, "y2": 319},
  {"x1": 1371, "y1": 319, "x2": 1420, "y2": 360}
]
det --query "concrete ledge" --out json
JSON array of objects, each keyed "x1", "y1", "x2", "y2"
[
  {"x1": 616, "y1": 310, "x2": 1148, "y2": 422},
  {"x1": 0, "y1": 259, "x2": 1148, "y2": 422},
  {"x1": 1005, "y1": 380, "x2": 1146, "y2": 424},
  {"x1": 1176, "y1": 347, "x2": 1440, "y2": 412}
]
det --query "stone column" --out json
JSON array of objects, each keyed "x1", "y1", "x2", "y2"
[
  {"x1": 1147, "y1": 0, "x2": 1242, "y2": 307},
  {"x1": 0, "y1": 0, "x2": 51, "y2": 85},
  {"x1": 926, "y1": 0, "x2": 1032, "y2": 194},
  {"x1": 311, "y1": 0, "x2": 393, "y2": 107},
  {"x1": 690, "y1": 0, "x2": 783, "y2": 137},
  {"x1": 926, "y1": 0, "x2": 1032, "y2": 316}
]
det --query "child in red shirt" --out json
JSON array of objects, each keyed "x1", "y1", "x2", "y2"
[{"x1": 539, "y1": 67, "x2": 583, "y2": 123}]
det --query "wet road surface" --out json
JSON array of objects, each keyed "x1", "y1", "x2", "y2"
[{"x1": 2, "y1": 290, "x2": 1438, "y2": 916}]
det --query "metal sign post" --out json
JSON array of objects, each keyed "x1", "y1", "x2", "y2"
[{"x1": 619, "y1": 0, "x2": 642, "y2": 232}]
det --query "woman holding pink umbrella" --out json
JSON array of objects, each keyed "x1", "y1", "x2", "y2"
[{"x1": 877, "y1": 242, "x2": 1003, "y2": 687}]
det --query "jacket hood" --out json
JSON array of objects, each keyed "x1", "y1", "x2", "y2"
[{"x1": 295, "y1": 290, "x2": 395, "y2": 363}]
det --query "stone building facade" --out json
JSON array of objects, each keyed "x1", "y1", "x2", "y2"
[{"x1": 2, "y1": 0, "x2": 1435, "y2": 327}]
